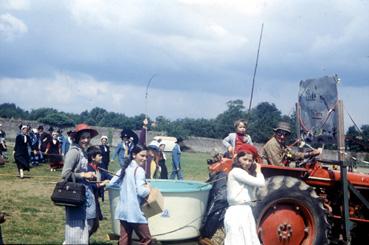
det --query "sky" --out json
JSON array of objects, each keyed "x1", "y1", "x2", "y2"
[{"x1": 0, "y1": 0, "x2": 368, "y2": 128}]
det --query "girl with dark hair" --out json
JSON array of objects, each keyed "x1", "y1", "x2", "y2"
[
  {"x1": 224, "y1": 145, "x2": 265, "y2": 245},
  {"x1": 109, "y1": 144, "x2": 152, "y2": 245}
]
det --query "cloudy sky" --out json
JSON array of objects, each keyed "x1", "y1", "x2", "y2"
[{"x1": 0, "y1": 0, "x2": 368, "y2": 127}]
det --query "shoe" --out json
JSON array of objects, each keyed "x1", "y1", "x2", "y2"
[{"x1": 20, "y1": 169, "x2": 24, "y2": 178}]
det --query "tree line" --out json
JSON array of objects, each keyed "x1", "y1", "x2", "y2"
[{"x1": 0, "y1": 101, "x2": 368, "y2": 152}]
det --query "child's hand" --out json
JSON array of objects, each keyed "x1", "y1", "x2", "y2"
[
  {"x1": 144, "y1": 183, "x2": 151, "y2": 191},
  {"x1": 143, "y1": 118, "x2": 148, "y2": 126},
  {"x1": 82, "y1": 172, "x2": 96, "y2": 179},
  {"x1": 255, "y1": 163, "x2": 261, "y2": 173},
  {"x1": 100, "y1": 180, "x2": 110, "y2": 186}
]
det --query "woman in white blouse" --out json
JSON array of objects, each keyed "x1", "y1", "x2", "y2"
[{"x1": 224, "y1": 145, "x2": 265, "y2": 245}]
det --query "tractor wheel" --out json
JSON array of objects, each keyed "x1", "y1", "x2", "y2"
[{"x1": 254, "y1": 176, "x2": 330, "y2": 245}]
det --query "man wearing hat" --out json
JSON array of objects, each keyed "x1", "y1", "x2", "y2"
[
  {"x1": 170, "y1": 137, "x2": 184, "y2": 180},
  {"x1": 111, "y1": 128, "x2": 138, "y2": 167},
  {"x1": 262, "y1": 122, "x2": 321, "y2": 166},
  {"x1": 99, "y1": 135, "x2": 111, "y2": 176}
]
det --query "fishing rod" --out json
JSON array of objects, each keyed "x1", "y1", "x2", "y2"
[
  {"x1": 145, "y1": 73, "x2": 158, "y2": 120},
  {"x1": 144, "y1": 73, "x2": 158, "y2": 146},
  {"x1": 247, "y1": 23, "x2": 264, "y2": 117},
  {"x1": 98, "y1": 166, "x2": 120, "y2": 177}
]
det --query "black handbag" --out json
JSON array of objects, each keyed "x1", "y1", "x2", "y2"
[{"x1": 51, "y1": 172, "x2": 86, "y2": 207}]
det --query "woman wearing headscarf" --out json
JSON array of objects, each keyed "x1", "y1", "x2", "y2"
[{"x1": 61, "y1": 123, "x2": 99, "y2": 244}]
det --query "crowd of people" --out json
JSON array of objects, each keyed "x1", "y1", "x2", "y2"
[
  {"x1": 58, "y1": 120, "x2": 184, "y2": 244},
  {"x1": 0, "y1": 120, "x2": 183, "y2": 182},
  {"x1": 0, "y1": 117, "x2": 322, "y2": 245}
]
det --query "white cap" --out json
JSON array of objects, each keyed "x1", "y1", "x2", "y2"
[
  {"x1": 21, "y1": 125, "x2": 28, "y2": 130},
  {"x1": 101, "y1": 135, "x2": 108, "y2": 140}
]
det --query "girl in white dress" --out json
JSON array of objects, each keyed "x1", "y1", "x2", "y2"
[{"x1": 224, "y1": 144, "x2": 265, "y2": 245}]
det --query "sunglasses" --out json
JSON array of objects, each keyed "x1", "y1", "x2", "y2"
[{"x1": 276, "y1": 130, "x2": 290, "y2": 137}]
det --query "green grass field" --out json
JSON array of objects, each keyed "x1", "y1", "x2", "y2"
[{"x1": 0, "y1": 144, "x2": 210, "y2": 244}]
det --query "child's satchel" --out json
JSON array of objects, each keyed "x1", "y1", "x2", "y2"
[{"x1": 51, "y1": 172, "x2": 86, "y2": 207}]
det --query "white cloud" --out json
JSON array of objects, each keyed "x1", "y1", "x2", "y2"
[
  {"x1": 0, "y1": 13, "x2": 28, "y2": 41},
  {"x1": 0, "y1": 0, "x2": 30, "y2": 10},
  {"x1": 1, "y1": 73, "x2": 367, "y2": 129}
]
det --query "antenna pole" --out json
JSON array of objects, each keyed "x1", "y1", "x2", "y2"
[{"x1": 248, "y1": 23, "x2": 264, "y2": 116}]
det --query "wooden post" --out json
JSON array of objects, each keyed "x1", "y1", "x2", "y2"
[
  {"x1": 337, "y1": 100, "x2": 351, "y2": 244},
  {"x1": 337, "y1": 100, "x2": 345, "y2": 163},
  {"x1": 295, "y1": 103, "x2": 301, "y2": 139}
]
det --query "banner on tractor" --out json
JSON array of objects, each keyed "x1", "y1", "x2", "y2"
[{"x1": 298, "y1": 75, "x2": 339, "y2": 144}]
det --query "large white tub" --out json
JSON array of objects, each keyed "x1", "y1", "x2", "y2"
[{"x1": 107, "y1": 179, "x2": 212, "y2": 241}]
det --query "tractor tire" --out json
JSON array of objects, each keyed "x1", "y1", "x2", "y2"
[{"x1": 254, "y1": 176, "x2": 330, "y2": 245}]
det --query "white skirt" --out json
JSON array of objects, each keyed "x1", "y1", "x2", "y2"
[{"x1": 224, "y1": 205, "x2": 260, "y2": 245}]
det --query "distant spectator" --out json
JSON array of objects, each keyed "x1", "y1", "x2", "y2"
[
  {"x1": 62, "y1": 130, "x2": 73, "y2": 156},
  {"x1": 14, "y1": 125, "x2": 32, "y2": 178},
  {"x1": 0, "y1": 123, "x2": 6, "y2": 139},
  {"x1": 45, "y1": 131, "x2": 63, "y2": 171},
  {"x1": 158, "y1": 143, "x2": 168, "y2": 179},
  {"x1": 111, "y1": 129, "x2": 138, "y2": 168},
  {"x1": 170, "y1": 137, "x2": 184, "y2": 180},
  {"x1": 146, "y1": 144, "x2": 161, "y2": 179},
  {"x1": 38, "y1": 125, "x2": 51, "y2": 163},
  {"x1": 29, "y1": 128, "x2": 41, "y2": 166},
  {"x1": 99, "y1": 136, "x2": 111, "y2": 174},
  {"x1": 0, "y1": 123, "x2": 7, "y2": 160}
]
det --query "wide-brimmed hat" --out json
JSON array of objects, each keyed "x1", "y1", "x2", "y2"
[
  {"x1": 72, "y1": 123, "x2": 98, "y2": 138},
  {"x1": 120, "y1": 128, "x2": 138, "y2": 144},
  {"x1": 273, "y1": 122, "x2": 291, "y2": 133}
]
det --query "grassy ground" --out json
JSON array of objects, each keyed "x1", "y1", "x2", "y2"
[{"x1": 0, "y1": 144, "x2": 210, "y2": 244}]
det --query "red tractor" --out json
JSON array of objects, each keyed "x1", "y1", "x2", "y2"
[{"x1": 206, "y1": 155, "x2": 369, "y2": 245}]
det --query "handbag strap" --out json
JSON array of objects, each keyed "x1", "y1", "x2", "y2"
[
  {"x1": 134, "y1": 166, "x2": 149, "y2": 205},
  {"x1": 64, "y1": 146, "x2": 82, "y2": 183}
]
